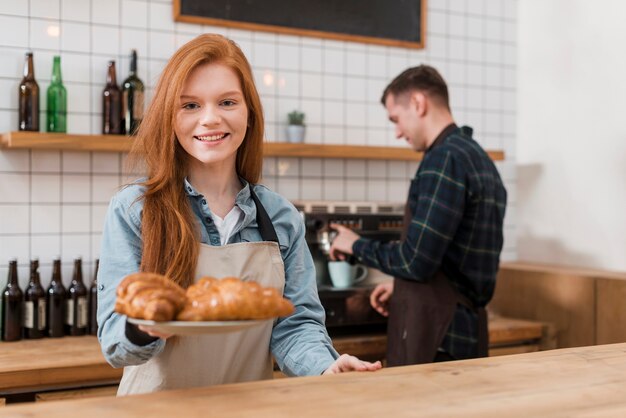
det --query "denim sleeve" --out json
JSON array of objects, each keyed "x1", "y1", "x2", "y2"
[
  {"x1": 270, "y1": 210, "x2": 339, "y2": 376},
  {"x1": 97, "y1": 193, "x2": 166, "y2": 368}
]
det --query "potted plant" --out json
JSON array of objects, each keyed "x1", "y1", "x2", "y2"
[{"x1": 286, "y1": 110, "x2": 305, "y2": 143}]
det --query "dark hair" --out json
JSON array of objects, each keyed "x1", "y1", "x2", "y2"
[{"x1": 380, "y1": 65, "x2": 450, "y2": 109}]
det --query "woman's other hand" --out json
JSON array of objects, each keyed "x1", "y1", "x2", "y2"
[{"x1": 323, "y1": 354, "x2": 382, "y2": 374}]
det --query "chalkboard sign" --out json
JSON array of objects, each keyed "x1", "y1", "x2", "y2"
[{"x1": 173, "y1": 0, "x2": 425, "y2": 49}]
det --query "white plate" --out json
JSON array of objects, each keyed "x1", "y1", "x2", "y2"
[{"x1": 127, "y1": 318, "x2": 271, "y2": 335}]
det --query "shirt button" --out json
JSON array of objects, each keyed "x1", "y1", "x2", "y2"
[
  {"x1": 187, "y1": 187, "x2": 192, "y2": 192},
  {"x1": 206, "y1": 217, "x2": 212, "y2": 223},
  {"x1": 98, "y1": 284, "x2": 104, "y2": 291},
  {"x1": 202, "y1": 199, "x2": 207, "y2": 205}
]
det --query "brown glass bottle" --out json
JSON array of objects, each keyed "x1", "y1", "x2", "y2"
[
  {"x1": 24, "y1": 259, "x2": 46, "y2": 339},
  {"x1": 18, "y1": 52, "x2": 40, "y2": 131},
  {"x1": 122, "y1": 50, "x2": 145, "y2": 135},
  {"x1": 102, "y1": 61, "x2": 123, "y2": 135},
  {"x1": 2, "y1": 259, "x2": 23, "y2": 341},
  {"x1": 47, "y1": 258, "x2": 66, "y2": 338},
  {"x1": 66, "y1": 257, "x2": 88, "y2": 336},
  {"x1": 88, "y1": 259, "x2": 99, "y2": 336}
]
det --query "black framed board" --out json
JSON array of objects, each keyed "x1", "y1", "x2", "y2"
[{"x1": 173, "y1": 0, "x2": 426, "y2": 49}]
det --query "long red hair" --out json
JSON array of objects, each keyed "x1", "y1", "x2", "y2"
[{"x1": 127, "y1": 34, "x2": 264, "y2": 287}]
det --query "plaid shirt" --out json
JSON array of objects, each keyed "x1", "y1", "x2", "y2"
[{"x1": 353, "y1": 125, "x2": 507, "y2": 359}]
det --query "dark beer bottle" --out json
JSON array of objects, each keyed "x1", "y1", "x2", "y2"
[
  {"x1": 46, "y1": 56, "x2": 67, "y2": 133},
  {"x1": 88, "y1": 259, "x2": 99, "y2": 336},
  {"x1": 2, "y1": 259, "x2": 23, "y2": 341},
  {"x1": 18, "y1": 52, "x2": 40, "y2": 131},
  {"x1": 66, "y1": 257, "x2": 88, "y2": 336},
  {"x1": 24, "y1": 259, "x2": 46, "y2": 339},
  {"x1": 122, "y1": 50, "x2": 145, "y2": 135},
  {"x1": 47, "y1": 258, "x2": 66, "y2": 338},
  {"x1": 102, "y1": 61, "x2": 123, "y2": 135}
]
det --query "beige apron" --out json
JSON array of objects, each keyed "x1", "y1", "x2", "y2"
[{"x1": 117, "y1": 239, "x2": 285, "y2": 395}]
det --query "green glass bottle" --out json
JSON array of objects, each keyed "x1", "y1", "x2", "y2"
[{"x1": 47, "y1": 56, "x2": 67, "y2": 133}]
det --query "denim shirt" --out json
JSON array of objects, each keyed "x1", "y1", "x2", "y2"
[{"x1": 97, "y1": 178, "x2": 339, "y2": 377}]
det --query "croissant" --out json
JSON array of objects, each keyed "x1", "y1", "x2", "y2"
[
  {"x1": 115, "y1": 272, "x2": 187, "y2": 321},
  {"x1": 177, "y1": 276, "x2": 295, "y2": 321}
]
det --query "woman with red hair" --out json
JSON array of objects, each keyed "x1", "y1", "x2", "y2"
[{"x1": 97, "y1": 34, "x2": 381, "y2": 395}]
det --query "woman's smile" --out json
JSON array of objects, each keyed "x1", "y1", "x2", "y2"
[
  {"x1": 175, "y1": 62, "x2": 248, "y2": 169},
  {"x1": 195, "y1": 132, "x2": 229, "y2": 142}
]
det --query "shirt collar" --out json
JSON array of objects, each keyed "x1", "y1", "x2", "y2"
[
  {"x1": 426, "y1": 123, "x2": 457, "y2": 153},
  {"x1": 183, "y1": 178, "x2": 200, "y2": 196},
  {"x1": 183, "y1": 177, "x2": 251, "y2": 201},
  {"x1": 183, "y1": 177, "x2": 256, "y2": 223}
]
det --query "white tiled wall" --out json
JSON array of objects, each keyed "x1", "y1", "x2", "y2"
[{"x1": 0, "y1": 0, "x2": 518, "y2": 286}]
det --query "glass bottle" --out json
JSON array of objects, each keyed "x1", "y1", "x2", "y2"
[
  {"x1": 24, "y1": 259, "x2": 46, "y2": 339},
  {"x1": 102, "y1": 60, "x2": 123, "y2": 135},
  {"x1": 18, "y1": 52, "x2": 40, "y2": 131},
  {"x1": 88, "y1": 259, "x2": 99, "y2": 336},
  {"x1": 66, "y1": 257, "x2": 88, "y2": 336},
  {"x1": 122, "y1": 50, "x2": 145, "y2": 135},
  {"x1": 47, "y1": 257, "x2": 66, "y2": 338},
  {"x1": 46, "y1": 56, "x2": 67, "y2": 133},
  {"x1": 2, "y1": 259, "x2": 23, "y2": 341}
]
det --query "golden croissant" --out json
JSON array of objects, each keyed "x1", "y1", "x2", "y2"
[
  {"x1": 177, "y1": 277, "x2": 295, "y2": 321},
  {"x1": 115, "y1": 273, "x2": 294, "y2": 321},
  {"x1": 115, "y1": 272, "x2": 187, "y2": 321}
]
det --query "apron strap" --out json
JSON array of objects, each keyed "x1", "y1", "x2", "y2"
[
  {"x1": 455, "y1": 290, "x2": 489, "y2": 358},
  {"x1": 249, "y1": 185, "x2": 280, "y2": 244}
]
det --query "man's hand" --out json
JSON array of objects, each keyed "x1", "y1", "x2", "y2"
[
  {"x1": 328, "y1": 223, "x2": 360, "y2": 261},
  {"x1": 370, "y1": 282, "x2": 394, "y2": 317},
  {"x1": 323, "y1": 354, "x2": 382, "y2": 374}
]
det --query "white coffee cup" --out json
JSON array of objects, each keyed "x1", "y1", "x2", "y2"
[{"x1": 327, "y1": 261, "x2": 368, "y2": 289}]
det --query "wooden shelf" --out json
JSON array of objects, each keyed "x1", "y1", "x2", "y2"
[{"x1": 1, "y1": 131, "x2": 505, "y2": 161}]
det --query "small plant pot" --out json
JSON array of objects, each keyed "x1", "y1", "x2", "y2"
[{"x1": 286, "y1": 125, "x2": 305, "y2": 143}]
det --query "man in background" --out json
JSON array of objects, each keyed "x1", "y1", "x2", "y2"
[{"x1": 329, "y1": 65, "x2": 507, "y2": 365}]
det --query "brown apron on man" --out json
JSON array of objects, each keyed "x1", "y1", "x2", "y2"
[{"x1": 386, "y1": 185, "x2": 488, "y2": 366}]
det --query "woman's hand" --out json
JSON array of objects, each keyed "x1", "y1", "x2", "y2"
[
  {"x1": 370, "y1": 282, "x2": 394, "y2": 317},
  {"x1": 138, "y1": 325, "x2": 173, "y2": 340},
  {"x1": 323, "y1": 354, "x2": 382, "y2": 374}
]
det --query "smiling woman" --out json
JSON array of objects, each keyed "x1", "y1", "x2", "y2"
[
  {"x1": 96, "y1": 34, "x2": 381, "y2": 397},
  {"x1": 175, "y1": 63, "x2": 249, "y2": 173}
]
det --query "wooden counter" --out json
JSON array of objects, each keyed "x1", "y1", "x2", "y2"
[
  {"x1": 332, "y1": 316, "x2": 553, "y2": 362},
  {"x1": 0, "y1": 337, "x2": 122, "y2": 395},
  {"x1": 2, "y1": 342, "x2": 626, "y2": 417},
  {"x1": 0, "y1": 315, "x2": 550, "y2": 402},
  {"x1": 493, "y1": 261, "x2": 626, "y2": 348}
]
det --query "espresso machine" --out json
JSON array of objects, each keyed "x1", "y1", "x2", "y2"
[
  {"x1": 305, "y1": 214, "x2": 405, "y2": 287},
  {"x1": 295, "y1": 201, "x2": 405, "y2": 335}
]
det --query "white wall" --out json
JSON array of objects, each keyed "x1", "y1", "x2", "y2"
[
  {"x1": 517, "y1": 0, "x2": 626, "y2": 271},
  {"x1": 0, "y1": 0, "x2": 518, "y2": 286}
]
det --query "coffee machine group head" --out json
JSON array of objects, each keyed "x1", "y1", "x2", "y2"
[{"x1": 299, "y1": 204, "x2": 404, "y2": 288}]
